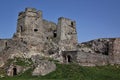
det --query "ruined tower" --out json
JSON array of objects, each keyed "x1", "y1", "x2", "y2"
[
  {"x1": 13, "y1": 8, "x2": 46, "y2": 57},
  {"x1": 57, "y1": 17, "x2": 78, "y2": 51},
  {"x1": 14, "y1": 8, "x2": 45, "y2": 42}
]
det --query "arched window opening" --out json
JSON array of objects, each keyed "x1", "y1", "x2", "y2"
[{"x1": 13, "y1": 67, "x2": 17, "y2": 76}]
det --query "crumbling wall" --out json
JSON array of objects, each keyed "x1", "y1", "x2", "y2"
[
  {"x1": 78, "y1": 38, "x2": 114, "y2": 55},
  {"x1": 43, "y1": 19, "x2": 57, "y2": 41},
  {"x1": 77, "y1": 52, "x2": 109, "y2": 66},
  {"x1": 0, "y1": 39, "x2": 8, "y2": 53}
]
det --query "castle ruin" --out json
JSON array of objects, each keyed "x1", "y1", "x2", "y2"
[{"x1": 0, "y1": 8, "x2": 120, "y2": 76}]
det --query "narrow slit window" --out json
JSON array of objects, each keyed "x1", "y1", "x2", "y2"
[
  {"x1": 5, "y1": 42, "x2": 7, "y2": 47},
  {"x1": 53, "y1": 30, "x2": 57, "y2": 38},
  {"x1": 71, "y1": 22, "x2": 74, "y2": 27},
  {"x1": 20, "y1": 26, "x2": 23, "y2": 32}
]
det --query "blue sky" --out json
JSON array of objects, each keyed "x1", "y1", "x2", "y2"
[{"x1": 0, "y1": 0, "x2": 120, "y2": 42}]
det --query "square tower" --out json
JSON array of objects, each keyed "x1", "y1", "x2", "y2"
[
  {"x1": 57, "y1": 17, "x2": 78, "y2": 51},
  {"x1": 14, "y1": 8, "x2": 44, "y2": 42}
]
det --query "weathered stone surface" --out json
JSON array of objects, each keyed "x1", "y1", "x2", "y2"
[
  {"x1": 0, "y1": 8, "x2": 119, "y2": 76},
  {"x1": 109, "y1": 38, "x2": 120, "y2": 64},
  {"x1": 62, "y1": 51, "x2": 77, "y2": 63},
  {"x1": 76, "y1": 38, "x2": 120, "y2": 66},
  {"x1": 32, "y1": 60, "x2": 56, "y2": 76},
  {"x1": 77, "y1": 52, "x2": 109, "y2": 66},
  {"x1": 0, "y1": 57, "x2": 4, "y2": 67},
  {"x1": 57, "y1": 17, "x2": 78, "y2": 51},
  {"x1": 78, "y1": 38, "x2": 111, "y2": 54}
]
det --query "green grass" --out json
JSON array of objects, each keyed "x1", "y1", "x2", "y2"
[
  {"x1": 6, "y1": 58, "x2": 33, "y2": 67},
  {"x1": 1, "y1": 63, "x2": 120, "y2": 80},
  {"x1": 14, "y1": 58, "x2": 33, "y2": 66}
]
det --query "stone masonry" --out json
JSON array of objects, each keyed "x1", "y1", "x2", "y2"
[{"x1": 0, "y1": 8, "x2": 120, "y2": 68}]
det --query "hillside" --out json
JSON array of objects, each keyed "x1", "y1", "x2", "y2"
[{"x1": 1, "y1": 63, "x2": 120, "y2": 80}]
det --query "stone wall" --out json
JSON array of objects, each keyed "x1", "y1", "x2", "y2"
[
  {"x1": 77, "y1": 52, "x2": 109, "y2": 66},
  {"x1": 62, "y1": 51, "x2": 77, "y2": 63},
  {"x1": 0, "y1": 39, "x2": 8, "y2": 53},
  {"x1": 78, "y1": 38, "x2": 112, "y2": 54},
  {"x1": 77, "y1": 38, "x2": 120, "y2": 66},
  {"x1": 43, "y1": 19, "x2": 57, "y2": 41},
  {"x1": 7, "y1": 64, "x2": 24, "y2": 76}
]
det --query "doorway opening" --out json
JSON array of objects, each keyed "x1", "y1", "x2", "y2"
[
  {"x1": 67, "y1": 55, "x2": 72, "y2": 63},
  {"x1": 13, "y1": 67, "x2": 17, "y2": 76}
]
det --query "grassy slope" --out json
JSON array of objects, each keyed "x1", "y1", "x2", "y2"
[{"x1": 1, "y1": 63, "x2": 120, "y2": 80}]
